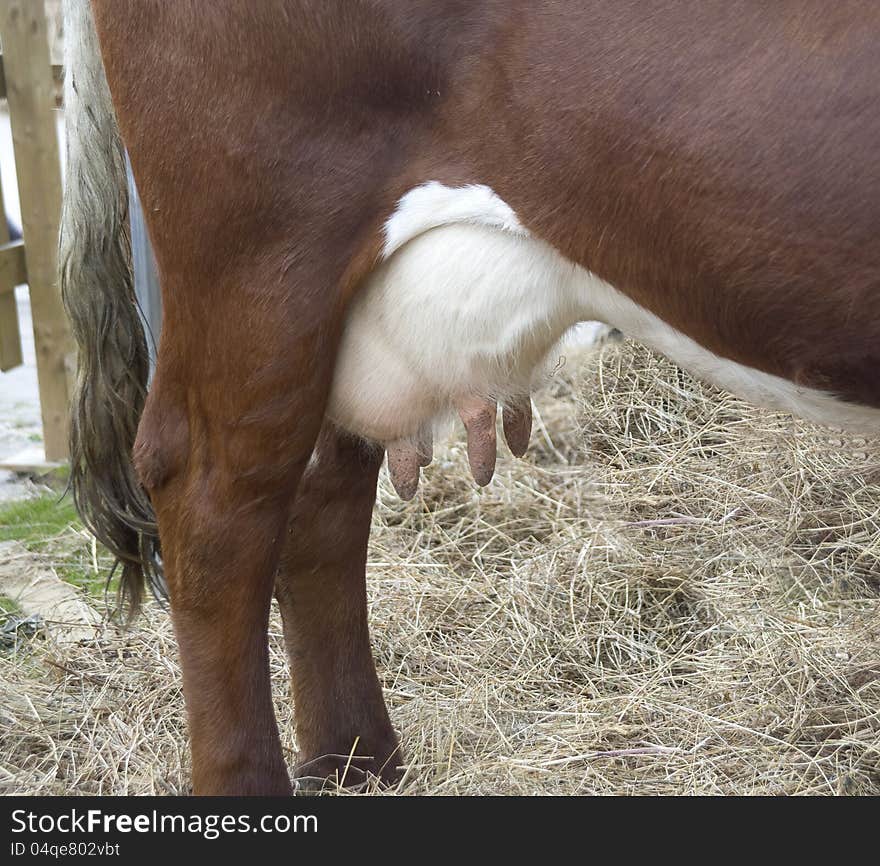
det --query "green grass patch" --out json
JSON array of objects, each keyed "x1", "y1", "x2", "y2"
[
  {"x1": 0, "y1": 493, "x2": 79, "y2": 547},
  {"x1": 0, "y1": 493, "x2": 117, "y2": 600},
  {"x1": 0, "y1": 595, "x2": 20, "y2": 615}
]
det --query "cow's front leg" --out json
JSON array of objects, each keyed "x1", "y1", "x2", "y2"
[{"x1": 275, "y1": 424, "x2": 401, "y2": 789}]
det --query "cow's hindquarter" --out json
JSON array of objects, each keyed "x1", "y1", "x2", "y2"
[{"x1": 88, "y1": 0, "x2": 422, "y2": 793}]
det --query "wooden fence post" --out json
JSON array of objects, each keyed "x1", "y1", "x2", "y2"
[
  {"x1": 0, "y1": 171, "x2": 24, "y2": 371},
  {"x1": 0, "y1": 0, "x2": 73, "y2": 461}
]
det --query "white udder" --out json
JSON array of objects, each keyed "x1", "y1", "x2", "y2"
[{"x1": 327, "y1": 183, "x2": 880, "y2": 444}]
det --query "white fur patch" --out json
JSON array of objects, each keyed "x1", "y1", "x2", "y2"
[
  {"x1": 382, "y1": 182, "x2": 527, "y2": 257},
  {"x1": 584, "y1": 278, "x2": 880, "y2": 434},
  {"x1": 327, "y1": 183, "x2": 880, "y2": 444}
]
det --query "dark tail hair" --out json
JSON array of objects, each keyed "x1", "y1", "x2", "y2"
[{"x1": 59, "y1": 0, "x2": 163, "y2": 615}]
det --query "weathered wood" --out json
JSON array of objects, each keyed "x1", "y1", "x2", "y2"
[
  {"x1": 0, "y1": 55, "x2": 64, "y2": 102},
  {"x1": 0, "y1": 179, "x2": 23, "y2": 370},
  {"x1": 0, "y1": 0, "x2": 73, "y2": 460},
  {"x1": 0, "y1": 240, "x2": 28, "y2": 291},
  {"x1": 0, "y1": 445, "x2": 63, "y2": 473}
]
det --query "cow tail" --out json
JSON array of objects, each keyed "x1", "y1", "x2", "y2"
[{"x1": 59, "y1": 0, "x2": 164, "y2": 616}]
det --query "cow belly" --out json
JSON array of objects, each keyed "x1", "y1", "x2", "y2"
[
  {"x1": 327, "y1": 183, "x2": 880, "y2": 445},
  {"x1": 327, "y1": 222, "x2": 589, "y2": 443}
]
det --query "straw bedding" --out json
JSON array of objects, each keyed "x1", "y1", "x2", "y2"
[{"x1": 2, "y1": 339, "x2": 878, "y2": 795}]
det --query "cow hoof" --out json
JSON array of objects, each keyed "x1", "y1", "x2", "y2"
[{"x1": 293, "y1": 749, "x2": 404, "y2": 794}]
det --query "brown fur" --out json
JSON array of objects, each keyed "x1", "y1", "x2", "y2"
[
  {"x1": 85, "y1": 0, "x2": 880, "y2": 793},
  {"x1": 277, "y1": 427, "x2": 400, "y2": 787}
]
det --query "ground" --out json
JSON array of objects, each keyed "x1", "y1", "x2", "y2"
[
  {"x1": 1, "y1": 340, "x2": 878, "y2": 795},
  {"x1": 0, "y1": 287, "x2": 49, "y2": 503}
]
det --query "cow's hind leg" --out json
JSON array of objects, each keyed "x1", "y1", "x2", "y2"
[
  {"x1": 134, "y1": 275, "x2": 339, "y2": 795},
  {"x1": 275, "y1": 424, "x2": 401, "y2": 790}
]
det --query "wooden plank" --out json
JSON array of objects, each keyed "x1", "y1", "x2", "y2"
[
  {"x1": 0, "y1": 175, "x2": 23, "y2": 370},
  {"x1": 0, "y1": 240, "x2": 28, "y2": 291},
  {"x1": 0, "y1": 0, "x2": 73, "y2": 460},
  {"x1": 0, "y1": 288, "x2": 23, "y2": 370},
  {"x1": 0, "y1": 445, "x2": 62, "y2": 473},
  {"x1": 0, "y1": 55, "x2": 64, "y2": 101}
]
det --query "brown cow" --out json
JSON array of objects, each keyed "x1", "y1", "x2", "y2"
[{"x1": 60, "y1": 0, "x2": 879, "y2": 794}]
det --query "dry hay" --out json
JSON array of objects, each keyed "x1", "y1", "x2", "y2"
[{"x1": 2, "y1": 340, "x2": 879, "y2": 795}]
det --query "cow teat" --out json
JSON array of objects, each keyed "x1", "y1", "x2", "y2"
[{"x1": 384, "y1": 395, "x2": 535, "y2": 498}]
